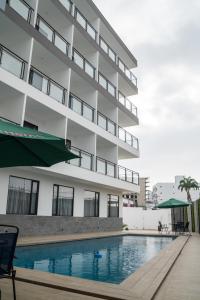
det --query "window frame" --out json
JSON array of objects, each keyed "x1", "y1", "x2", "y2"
[
  {"x1": 52, "y1": 184, "x2": 74, "y2": 216},
  {"x1": 107, "y1": 194, "x2": 119, "y2": 217},
  {"x1": 84, "y1": 190, "x2": 99, "y2": 217}
]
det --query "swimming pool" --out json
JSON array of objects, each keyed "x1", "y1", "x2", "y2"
[{"x1": 15, "y1": 235, "x2": 174, "y2": 284}]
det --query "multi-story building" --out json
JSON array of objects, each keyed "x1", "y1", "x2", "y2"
[
  {"x1": 0, "y1": 0, "x2": 139, "y2": 236},
  {"x1": 152, "y1": 176, "x2": 200, "y2": 204}
]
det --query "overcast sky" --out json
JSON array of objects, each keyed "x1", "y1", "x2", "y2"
[{"x1": 94, "y1": 0, "x2": 200, "y2": 188}]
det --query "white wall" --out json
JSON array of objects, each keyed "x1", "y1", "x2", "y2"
[{"x1": 123, "y1": 207, "x2": 172, "y2": 230}]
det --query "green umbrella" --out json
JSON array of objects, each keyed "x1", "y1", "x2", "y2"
[
  {"x1": 0, "y1": 118, "x2": 78, "y2": 168},
  {"x1": 157, "y1": 198, "x2": 190, "y2": 209}
]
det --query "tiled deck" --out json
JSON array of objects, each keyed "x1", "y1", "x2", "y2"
[{"x1": 1, "y1": 230, "x2": 197, "y2": 300}]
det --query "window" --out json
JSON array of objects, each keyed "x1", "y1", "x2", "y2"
[
  {"x1": 84, "y1": 190, "x2": 99, "y2": 217},
  {"x1": 52, "y1": 185, "x2": 74, "y2": 216},
  {"x1": 6, "y1": 176, "x2": 39, "y2": 215},
  {"x1": 108, "y1": 195, "x2": 119, "y2": 217},
  {"x1": 23, "y1": 120, "x2": 38, "y2": 131}
]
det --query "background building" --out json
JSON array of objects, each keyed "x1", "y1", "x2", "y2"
[{"x1": 0, "y1": 0, "x2": 139, "y2": 235}]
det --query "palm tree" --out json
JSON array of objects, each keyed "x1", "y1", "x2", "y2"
[{"x1": 178, "y1": 177, "x2": 199, "y2": 202}]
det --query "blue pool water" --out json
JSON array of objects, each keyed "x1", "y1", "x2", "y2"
[{"x1": 15, "y1": 235, "x2": 174, "y2": 284}]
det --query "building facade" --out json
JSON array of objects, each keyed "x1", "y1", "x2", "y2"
[
  {"x1": 152, "y1": 176, "x2": 200, "y2": 205},
  {"x1": 0, "y1": 0, "x2": 139, "y2": 236}
]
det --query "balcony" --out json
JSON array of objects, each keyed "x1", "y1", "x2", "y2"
[
  {"x1": 7, "y1": 0, "x2": 33, "y2": 23},
  {"x1": 29, "y1": 66, "x2": 67, "y2": 104},
  {"x1": 72, "y1": 48, "x2": 96, "y2": 79},
  {"x1": 99, "y1": 35, "x2": 116, "y2": 63},
  {"x1": 118, "y1": 126, "x2": 139, "y2": 149},
  {"x1": 118, "y1": 91, "x2": 138, "y2": 117},
  {"x1": 97, "y1": 112, "x2": 116, "y2": 136},
  {"x1": 69, "y1": 93, "x2": 95, "y2": 122},
  {"x1": 74, "y1": 7, "x2": 97, "y2": 41},
  {"x1": 98, "y1": 72, "x2": 116, "y2": 98},
  {"x1": 0, "y1": 44, "x2": 26, "y2": 79},
  {"x1": 58, "y1": 0, "x2": 73, "y2": 14},
  {"x1": 118, "y1": 58, "x2": 137, "y2": 86},
  {"x1": 69, "y1": 146, "x2": 139, "y2": 185},
  {"x1": 35, "y1": 15, "x2": 70, "y2": 56}
]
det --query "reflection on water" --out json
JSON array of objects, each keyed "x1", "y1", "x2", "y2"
[{"x1": 15, "y1": 236, "x2": 174, "y2": 283}]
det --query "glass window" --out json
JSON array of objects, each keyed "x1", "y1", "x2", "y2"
[
  {"x1": 97, "y1": 114, "x2": 106, "y2": 131},
  {"x1": 59, "y1": 0, "x2": 71, "y2": 12},
  {"x1": 83, "y1": 105, "x2": 93, "y2": 122},
  {"x1": 76, "y1": 10, "x2": 86, "y2": 29},
  {"x1": 1, "y1": 51, "x2": 22, "y2": 78},
  {"x1": 81, "y1": 152, "x2": 92, "y2": 170},
  {"x1": 85, "y1": 61, "x2": 94, "y2": 78},
  {"x1": 84, "y1": 190, "x2": 99, "y2": 217},
  {"x1": 73, "y1": 50, "x2": 84, "y2": 69},
  {"x1": 96, "y1": 158, "x2": 106, "y2": 175},
  {"x1": 52, "y1": 185, "x2": 74, "y2": 216},
  {"x1": 98, "y1": 74, "x2": 107, "y2": 89},
  {"x1": 108, "y1": 195, "x2": 119, "y2": 217},
  {"x1": 9, "y1": 0, "x2": 29, "y2": 21},
  {"x1": 38, "y1": 19, "x2": 53, "y2": 41},
  {"x1": 49, "y1": 82, "x2": 63, "y2": 103},
  {"x1": 100, "y1": 38, "x2": 108, "y2": 53},
  {"x1": 55, "y1": 34, "x2": 67, "y2": 54},
  {"x1": 6, "y1": 176, "x2": 39, "y2": 215},
  {"x1": 87, "y1": 23, "x2": 96, "y2": 40}
]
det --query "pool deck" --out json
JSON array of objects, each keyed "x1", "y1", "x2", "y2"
[{"x1": 1, "y1": 230, "x2": 199, "y2": 300}]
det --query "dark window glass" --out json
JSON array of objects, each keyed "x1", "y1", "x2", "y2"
[
  {"x1": 84, "y1": 190, "x2": 99, "y2": 217},
  {"x1": 6, "y1": 176, "x2": 39, "y2": 215},
  {"x1": 108, "y1": 195, "x2": 119, "y2": 217},
  {"x1": 52, "y1": 185, "x2": 74, "y2": 216}
]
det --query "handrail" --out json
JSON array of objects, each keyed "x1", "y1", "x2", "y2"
[
  {"x1": 118, "y1": 91, "x2": 138, "y2": 117},
  {"x1": 97, "y1": 111, "x2": 116, "y2": 136},
  {"x1": 98, "y1": 72, "x2": 116, "y2": 98},
  {"x1": 74, "y1": 7, "x2": 97, "y2": 41},
  {"x1": 96, "y1": 156, "x2": 116, "y2": 178},
  {"x1": 58, "y1": 0, "x2": 73, "y2": 14},
  {"x1": 118, "y1": 58, "x2": 137, "y2": 86},
  {"x1": 72, "y1": 48, "x2": 96, "y2": 79},
  {"x1": 7, "y1": 0, "x2": 33, "y2": 23},
  {"x1": 69, "y1": 93, "x2": 95, "y2": 122},
  {"x1": 0, "y1": 43, "x2": 26, "y2": 79},
  {"x1": 118, "y1": 165, "x2": 139, "y2": 185},
  {"x1": 29, "y1": 66, "x2": 67, "y2": 104},
  {"x1": 99, "y1": 35, "x2": 116, "y2": 63},
  {"x1": 36, "y1": 15, "x2": 70, "y2": 56},
  {"x1": 118, "y1": 126, "x2": 139, "y2": 149},
  {"x1": 70, "y1": 146, "x2": 93, "y2": 170}
]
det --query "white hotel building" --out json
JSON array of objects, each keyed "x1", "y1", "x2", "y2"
[{"x1": 0, "y1": 0, "x2": 139, "y2": 235}]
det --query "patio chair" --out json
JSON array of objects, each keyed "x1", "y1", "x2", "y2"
[{"x1": 0, "y1": 224, "x2": 19, "y2": 300}]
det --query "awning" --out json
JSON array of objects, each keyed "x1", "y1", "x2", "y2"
[
  {"x1": 0, "y1": 118, "x2": 78, "y2": 168},
  {"x1": 157, "y1": 198, "x2": 190, "y2": 209}
]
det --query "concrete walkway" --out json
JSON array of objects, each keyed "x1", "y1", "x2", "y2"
[{"x1": 154, "y1": 235, "x2": 200, "y2": 300}]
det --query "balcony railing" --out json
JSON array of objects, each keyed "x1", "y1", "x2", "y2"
[
  {"x1": 74, "y1": 7, "x2": 97, "y2": 41},
  {"x1": 99, "y1": 36, "x2": 117, "y2": 63},
  {"x1": 98, "y1": 72, "x2": 116, "y2": 98},
  {"x1": 72, "y1": 48, "x2": 96, "y2": 79},
  {"x1": 118, "y1": 165, "x2": 139, "y2": 185},
  {"x1": 7, "y1": 0, "x2": 33, "y2": 23},
  {"x1": 68, "y1": 146, "x2": 139, "y2": 184},
  {"x1": 118, "y1": 126, "x2": 139, "y2": 149},
  {"x1": 69, "y1": 93, "x2": 95, "y2": 122},
  {"x1": 96, "y1": 157, "x2": 116, "y2": 178},
  {"x1": 118, "y1": 58, "x2": 137, "y2": 86},
  {"x1": 118, "y1": 91, "x2": 138, "y2": 117},
  {"x1": 97, "y1": 112, "x2": 116, "y2": 136},
  {"x1": 36, "y1": 15, "x2": 70, "y2": 56},
  {"x1": 58, "y1": 0, "x2": 73, "y2": 14},
  {"x1": 0, "y1": 44, "x2": 26, "y2": 79},
  {"x1": 70, "y1": 146, "x2": 93, "y2": 171},
  {"x1": 29, "y1": 66, "x2": 67, "y2": 104}
]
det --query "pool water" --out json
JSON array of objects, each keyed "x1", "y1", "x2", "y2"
[{"x1": 15, "y1": 235, "x2": 174, "y2": 284}]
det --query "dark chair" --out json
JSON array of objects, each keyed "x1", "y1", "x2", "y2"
[{"x1": 0, "y1": 224, "x2": 19, "y2": 300}]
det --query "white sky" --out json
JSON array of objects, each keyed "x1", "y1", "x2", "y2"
[{"x1": 93, "y1": 0, "x2": 200, "y2": 188}]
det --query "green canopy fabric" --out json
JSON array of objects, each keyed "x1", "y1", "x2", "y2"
[
  {"x1": 0, "y1": 118, "x2": 78, "y2": 168},
  {"x1": 157, "y1": 198, "x2": 190, "y2": 209}
]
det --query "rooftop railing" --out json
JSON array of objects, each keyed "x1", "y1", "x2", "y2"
[
  {"x1": 118, "y1": 126, "x2": 139, "y2": 150},
  {"x1": 97, "y1": 112, "x2": 116, "y2": 136},
  {"x1": 118, "y1": 91, "x2": 138, "y2": 117},
  {"x1": 29, "y1": 66, "x2": 67, "y2": 104},
  {"x1": 69, "y1": 146, "x2": 139, "y2": 185},
  {"x1": 0, "y1": 44, "x2": 26, "y2": 79},
  {"x1": 7, "y1": 0, "x2": 33, "y2": 23},
  {"x1": 58, "y1": 0, "x2": 73, "y2": 14},
  {"x1": 36, "y1": 15, "x2": 70, "y2": 56},
  {"x1": 98, "y1": 72, "x2": 116, "y2": 98},
  {"x1": 69, "y1": 93, "x2": 95, "y2": 122},
  {"x1": 74, "y1": 7, "x2": 97, "y2": 41},
  {"x1": 72, "y1": 48, "x2": 96, "y2": 79}
]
